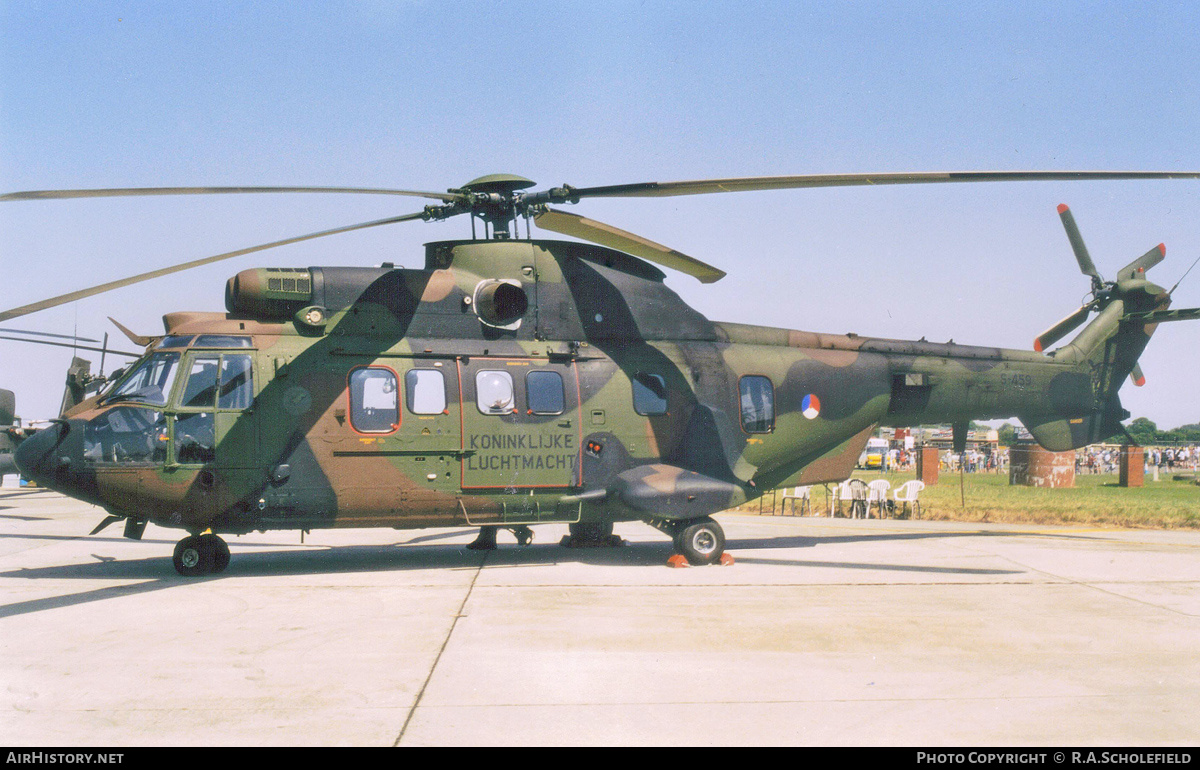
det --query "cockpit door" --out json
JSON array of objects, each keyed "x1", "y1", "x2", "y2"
[{"x1": 173, "y1": 351, "x2": 259, "y2": 470}]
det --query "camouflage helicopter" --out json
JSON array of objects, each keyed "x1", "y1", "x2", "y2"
[
  {"x1": 0, "y1": 329, "x2": 139, "y2": 479},
  {"x1": 5, "y1": 171, "x2": 1200, "y2": 575}
]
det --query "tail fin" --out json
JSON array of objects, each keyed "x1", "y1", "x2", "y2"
[
  {"x1": 1021, "y1": 208, "x2": 1198, "y2": 452},
  {"x1": 59, "y1": 357, "x2": 94, "y2": 417},
  {"x1": 1025, "y1": 286, "x2": 1172, "y2": 451}
]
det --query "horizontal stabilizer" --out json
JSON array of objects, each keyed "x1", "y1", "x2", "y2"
[{"x1": 1124, "y1": 307, "x2": 1200, "y2": 324}]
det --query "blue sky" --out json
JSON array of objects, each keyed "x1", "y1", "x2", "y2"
[{"x1": 2, "y1": 1, "x2": 1198, "y2": 428}]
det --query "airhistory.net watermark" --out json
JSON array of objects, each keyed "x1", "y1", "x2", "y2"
[{"x1": 5, "y1": 754, "x2": 123, "y2": 765}]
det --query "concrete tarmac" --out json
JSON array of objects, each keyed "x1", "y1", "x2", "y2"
[{"x1": 1, "y1": 488, "x2": 1198, "y2": 747}]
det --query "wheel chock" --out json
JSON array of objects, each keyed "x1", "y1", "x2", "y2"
[
  {"x1": 718, "y1": 553, "x2": 735, "y2": 566},
  {"x1": 667, "y1": 554, "x2": 690, "y2": 568}
]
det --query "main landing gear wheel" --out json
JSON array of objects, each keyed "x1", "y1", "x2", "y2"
[
  {"x1": 674, "y1": 517, "x2": 725, "y2": 566},
  {"x1": 172, "y1": 533, "x2": 230, "y2": 576},
  {"x1": 564, "y1": 521, "x2": 621, "y2": 548}
]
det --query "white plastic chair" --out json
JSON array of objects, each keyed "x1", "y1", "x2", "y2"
[
  {"x1": 893, "y1": 480, "x2": 925, "y2": 519},
  {"x1": 841, "y1": 479, "x2": 869, "y2": 518},
  {"x1": 824, "y1": 483, "x2": 839, "y2": 517},
  {"x1": 866, "y1": 479, "x2": 892, "y2": 518},
  {"x1": 779, "y1": 485, "x2": 811, "y2": 516}
]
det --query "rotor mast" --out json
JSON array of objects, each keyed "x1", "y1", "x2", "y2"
[{"x1": 446, "y1": 174, "x2": 536, "y2": 240}]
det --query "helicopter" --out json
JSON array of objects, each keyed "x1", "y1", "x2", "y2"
[
  {"x1": 5, "y1": 170, "x2": 1200, "y2": 575},
  {"x1": 0, "y1": 329, "x2": 140, "y2": 480},
  {"x1": 1, "y1": 388, "x2": 23, "y2": 479}
]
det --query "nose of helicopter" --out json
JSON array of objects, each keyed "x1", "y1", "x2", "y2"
[{"x1": 14, "y1": 421, "x2": 76, "y2": 487}]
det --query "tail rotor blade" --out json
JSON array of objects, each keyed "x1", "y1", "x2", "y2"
[
  {"x1": 1034, "y1": 304, "x2": 1092, "y2": 352},
  {"x1": 1117, "y1": 244, "x2": 1166, "y2": 281},
  {"x1": 1057, "y1": 204, "x2": 1103, "y2": 288}
]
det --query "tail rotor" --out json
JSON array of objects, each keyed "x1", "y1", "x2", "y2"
[{"x1": 1032, "y1": 204, "x2": 1168, "y2": 354}]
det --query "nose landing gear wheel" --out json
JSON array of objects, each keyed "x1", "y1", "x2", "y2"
[
  {"x1": 172, "y1": 533, "x2": 230, "y2": 576},
  {"x1": 674, "y1": 517, "x2": 725, "y2": 565},
  {"x1": 173, "y1": 536, "x2": 211, "y2": 577}
]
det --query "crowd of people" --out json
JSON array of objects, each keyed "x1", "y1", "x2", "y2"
[
  {"x1": 872, "y1": 448, "x2": 1009, "y2": 473},
  {"x1": 872, "y1": 444, "x2": 1199, "y2": 475},
  {"x1": 1076, "y1": 445, "x2": 1199, "y2": 475}
]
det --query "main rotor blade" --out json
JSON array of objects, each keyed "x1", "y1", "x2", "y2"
[
  {"x1": 1, "y1": 186, "x2": 463, "y2": 203},
  {"x1": 1130, "y1": 363, "x2": 1146, "y2": 387},
  {"x1": 1117, "y1": 244, "x2": 1166, "y2": 282},
  {"x1": 0, "y1": 335, "x2": 139, "y2": 357},
  {"x1": 1034, "y1": 304, "x2": 1092, "y2": 352},
  {"x1": 0, "y1": 209, "x2": 431, "y2": 322},
  {"x1": 1056, "y1": 204, "x2": 1102, "y2": 284},
  {"x1": 533, "y1": 207, "x2": 727, "y2": 283},
  {"x1": 0, "y1": 327, "x2": 99, "y2": 343},
  {"x1": 566, "y1": 171, "x2": 1200, "y2": 200}
]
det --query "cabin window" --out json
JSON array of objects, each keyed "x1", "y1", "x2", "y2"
[
  {"x1": 476, "y1": 370, "x2": 515, "y2": 415},
  {"x1": 739, "y1": 375, "x2": 775, "y2": 433},
  {"x1": 349, "y1": 367, "x2": 399, "y2": 433},
  {"x1": 526, "y1": 370, "x2": 566, "y2": 415},
  {"x1": 632, "y1": 372, "x2": 668, "y2": 416},
  {"x1": 406, "y1": 369, "x2": 446, "y2": 415}
]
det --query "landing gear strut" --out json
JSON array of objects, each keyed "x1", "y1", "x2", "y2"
[
  {"x1": 173, "y1": 533, "x2": 230, "y2": 576},
  {"x1": 467, "y1": 525, "x2": 535, "y2": 550}
]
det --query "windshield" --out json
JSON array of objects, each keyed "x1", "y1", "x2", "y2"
[{"x1": 102, "y1": 352, "x2": 181, "y2": 407}]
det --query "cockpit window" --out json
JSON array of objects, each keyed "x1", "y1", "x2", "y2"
[
  {"x1": 181, "y1": 356, "x2": 220, "y2": 407},
  {"x1": 155, "y1": 334, "x2": 252, "y2": 349},
  {"x1": 194, "y1": 335, "x2": 252, "y2": 348},
  {"x1": 103, "y1": 352, "x2": 181, "y2": 407},
  {"x1": 218, "y1": 355, "x2": 254, "y2": 409},
  {"x1": 178, "y1": 353, "x2": 255, "y2": 410},
  {"x1": 83, "y1": 406, "x2": 167, "y2": 465}
]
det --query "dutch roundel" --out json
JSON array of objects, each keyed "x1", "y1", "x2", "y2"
[{"x1": 801, "y1": 393, "x2": 821, "y2": 420}]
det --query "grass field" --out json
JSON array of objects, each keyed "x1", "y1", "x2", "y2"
[{"x1": 747, "y1": 470, "x2": 1200, "y2": 529}]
